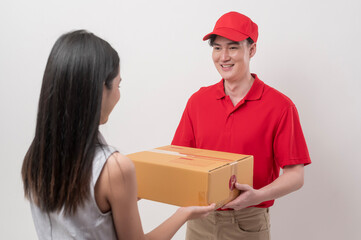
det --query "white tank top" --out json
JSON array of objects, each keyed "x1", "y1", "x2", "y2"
[{"x1": 30, "y1": 141, "x2": 118, "y2": 240}]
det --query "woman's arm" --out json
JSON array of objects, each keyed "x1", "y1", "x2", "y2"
[
  {"x1": 145, "y1": 204, "x2": 214, "y2": 240},
  {"x1": 95, "y1": 152, "x2": 215, "y2": 240}
]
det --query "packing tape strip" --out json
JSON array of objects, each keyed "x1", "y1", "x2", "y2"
[
  {"x1": 228, "y1": 161, "x2": 238, "y2": 197},
  {"x1": 146, "y1": 148, "x2": 187, "y2": 157}
]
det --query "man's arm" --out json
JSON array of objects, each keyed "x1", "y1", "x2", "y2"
[{"x1": 222, "y1": 164, "x2": 304, "y2": 210}]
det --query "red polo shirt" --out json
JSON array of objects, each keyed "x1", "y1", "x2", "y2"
[{"x1": 172, "y1": 74, "x2": 311, "y2": 208}]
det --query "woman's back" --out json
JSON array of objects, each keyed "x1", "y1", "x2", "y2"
[
  {"x1": 30, "y1": 143, "x2": 117, "y2": 240},
  {"x1": 22, "y1": 30, "x2": 215, "y2": 240}
]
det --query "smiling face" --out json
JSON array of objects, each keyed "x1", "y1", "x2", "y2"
[{"x1": 212, "y1": 36, "x2": 256, "y2": 83}]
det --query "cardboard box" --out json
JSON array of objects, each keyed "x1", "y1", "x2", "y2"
[{"x1": 127, "y1": 145, "x2": 253, "y2": 208}]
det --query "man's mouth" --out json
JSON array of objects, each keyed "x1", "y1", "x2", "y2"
[{"x1": 221, "y1": 64, "x2": 234, "y2": 71}]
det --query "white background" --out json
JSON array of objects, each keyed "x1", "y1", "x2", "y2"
[{"x1": 1, "y1": 0, "x2": 360, "y2": 239}]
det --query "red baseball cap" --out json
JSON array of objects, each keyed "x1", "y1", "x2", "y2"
[{"x1": 203, "y1": 11, "x2": 258, "y2": 43}]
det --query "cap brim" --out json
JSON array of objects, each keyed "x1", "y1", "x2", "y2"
[{"x1": 203, "y1": 28, "x2": 249, "y2": 42}]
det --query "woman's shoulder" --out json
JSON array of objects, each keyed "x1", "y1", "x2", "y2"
[
  {"x1": 105, "y1": 152, "x2": 136, "y2": 181},
  {"x1": 95, "y1": 152, "x2": 137, "y2": 212}
]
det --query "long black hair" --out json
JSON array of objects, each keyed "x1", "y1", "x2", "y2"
[{"x1": 21, "y1": 30, "x2": 119, "y2": 215}]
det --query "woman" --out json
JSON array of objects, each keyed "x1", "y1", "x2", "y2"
[{"x1": 21, "y1": 30, "x2": 215, "y2": 240}]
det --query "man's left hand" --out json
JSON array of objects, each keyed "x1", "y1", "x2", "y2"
[{"x1": 222, "y1": 183, "x2": 263, "y2": 210}]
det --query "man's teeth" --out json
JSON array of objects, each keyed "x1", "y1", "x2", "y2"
[{"x1": 222, "y1": 64, "x2": 233, "y2": 67}]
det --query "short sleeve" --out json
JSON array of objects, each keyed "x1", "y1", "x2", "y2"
[
  {"x1": 172, "y1": 100, "x2": 196, "y2": 147},
  {"x1": 273, "y1": 105, "x2": 311, "y2": 168}
]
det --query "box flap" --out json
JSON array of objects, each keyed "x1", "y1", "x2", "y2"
[{"x1": 135, "y1": 145, "x2": 250, "y2": 172}]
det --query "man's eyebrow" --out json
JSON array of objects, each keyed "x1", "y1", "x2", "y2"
[
  {"x1": 228, "y1": 41, "x2": 240, "y2": 45},
  {"x1": 212, "y1": 41, "x2": 240, "y2": 46}
]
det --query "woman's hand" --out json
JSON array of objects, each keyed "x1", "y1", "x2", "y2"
[{"x1": 179, "y1": 203, "x2": 216, "y2": 220}]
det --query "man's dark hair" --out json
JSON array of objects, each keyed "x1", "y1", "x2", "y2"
[{"x1": 208, "y1": 34, "x2": 254, "y2": 46}]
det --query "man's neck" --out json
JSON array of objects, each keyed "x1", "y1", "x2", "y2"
[{"x1": 224, "y1": 74, "x2": 255, "y2": 106}]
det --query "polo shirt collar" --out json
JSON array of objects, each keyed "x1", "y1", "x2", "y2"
[
  {"x1": 215, "y1": 80, "x2": 226, "y2": 99},
  {"x1": 215, "y1": 73, "x2": 264, "y2": 101}
]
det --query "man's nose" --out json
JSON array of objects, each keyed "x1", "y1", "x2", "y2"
[{"x1": 220, "y1": 49, "x2": 230, "y2": 61}]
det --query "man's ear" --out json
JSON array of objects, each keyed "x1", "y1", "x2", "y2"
[{"x1": 249, "y1": 43, "x2": 257, "y2": 58}]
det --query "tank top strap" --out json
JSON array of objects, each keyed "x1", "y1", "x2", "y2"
[{"x1": 91, "y1": 144, "x2": 118, "y2": 190}]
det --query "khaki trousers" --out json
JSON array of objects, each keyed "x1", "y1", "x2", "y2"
[{"x1": 186, "y1": 207, "x2": 270, "y2": 240}]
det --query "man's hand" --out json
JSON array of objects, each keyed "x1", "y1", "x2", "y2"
[
  {"x1": 222, "y1": 164, "x2": 305, "y2": 210},
  {"x1": 222, "y1": 183, "x2": 263, "y2": 210}
]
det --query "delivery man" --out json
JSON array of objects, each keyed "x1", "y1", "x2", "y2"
[{"x1": 172, "y1": 11, "x2": 311, "y2": 239}]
